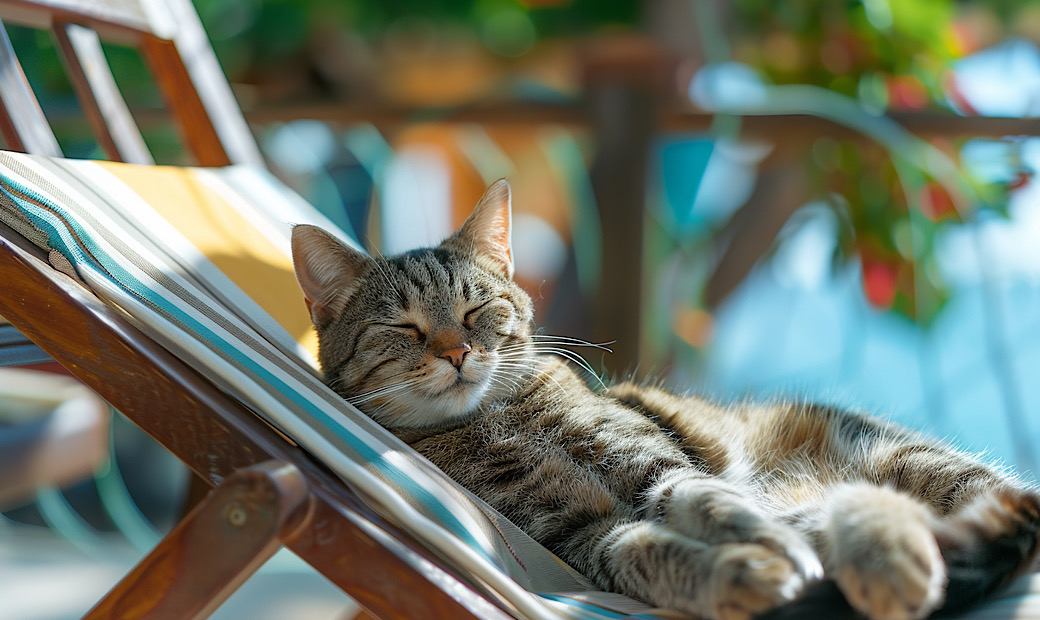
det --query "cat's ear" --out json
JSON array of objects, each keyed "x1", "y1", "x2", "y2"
[
  {"x1": 291, "y1": 225, "x2": 371, "y2": 328},
  {"x1": 450, "y1": 179, "x2": 514, "y2": 279}
]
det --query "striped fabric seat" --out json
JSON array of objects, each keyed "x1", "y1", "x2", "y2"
[
  {"x1": 0, "y1": 150, "x2": 662, "y2": 620},
  {"x1": 2, "y1": 150, "x2": 1038, "y2": 620}
]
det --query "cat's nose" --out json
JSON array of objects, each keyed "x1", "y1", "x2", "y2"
[{"x1": 437, "y1": 343, "x2": 472, "y2": 369}]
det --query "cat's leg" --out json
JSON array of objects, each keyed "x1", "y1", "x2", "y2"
[
  {"x1": 632, "y1": 470, "x2": 824, "y2": 619},
  {"x1": 586, "y1": 519, "x2": 811, "y2": 620}
]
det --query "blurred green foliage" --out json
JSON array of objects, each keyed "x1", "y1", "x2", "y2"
[
  {"x1": 195, "y1": 0, "x2": 639, "y2": 39},
  {"x1": 6, "y1": 0, "x2": 1034, "y2": 325},
  {"x1": 179, "y1": 0, "x2": 1040, "y2": 324},
  {"x1": 722, "y1": 1, "x2": 1033, "y2": 324}
]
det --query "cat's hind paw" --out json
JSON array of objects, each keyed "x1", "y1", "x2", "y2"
[{"x1": 706, "y1": 543, "x2": 809, "y2": 620}]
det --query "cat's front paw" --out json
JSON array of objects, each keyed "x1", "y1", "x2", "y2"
[
  {"x1": 705, "y1": 543, "x2": 808, "y2": 620},
  {"x1": 829, "y1": 487, "x2": 946, "y2": 620},
  {"x1": 750, "y1": 521, "x2": 826, "y2": 586}
]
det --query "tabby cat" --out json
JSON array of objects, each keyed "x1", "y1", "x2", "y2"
[{"x1": 291, "y1": 180, "x2": 1040, "y2": 620}]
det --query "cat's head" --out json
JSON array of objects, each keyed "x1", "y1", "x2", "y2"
[{"x1": 292, "y1": 180, "x2": 536, "y2": 430}]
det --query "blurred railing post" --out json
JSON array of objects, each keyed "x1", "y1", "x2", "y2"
[{"x1": 582, "y1": 37, "x2": 675, "y2": 378}]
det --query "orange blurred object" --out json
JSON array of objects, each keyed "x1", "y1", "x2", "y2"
[
  {"x1": 919, "y1": 182, "x2": 957, "y2": 221},
  {"x1": 886, "y1": 74, "x2": 930, "y2": 111},
  {"x1": 672, "y1": 308, "x2": 714, "y2": 348}
]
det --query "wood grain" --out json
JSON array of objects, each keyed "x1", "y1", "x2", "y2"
[
  {"x1": 0, "y1": 0, "x2": 263, "y2": 168},
  {"x1": 0, "y1": 0, "x2": 152, "y2": 44},
  {"x1": 85, "y1": 460, "x2": 310, "y2": 620},
  {"x1": 52, "y1": 22, "x2": 154, "y2": 164},
  {"x1": 160, "y1": 0, "x2": 264, "y2": 167},
  {"x1": 140, "y1": 33, "x2": 231, "y2": 166},
  {"x1": 0, "y1": 17, "x2": 62, "y2": 156},
  {"x1": 0, "y1": 1, "x2": 498, "y2": 615}
]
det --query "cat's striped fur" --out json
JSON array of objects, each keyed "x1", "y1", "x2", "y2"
[{"x1": 292, "y1": 180, "x2": 1040, "y2": 620}]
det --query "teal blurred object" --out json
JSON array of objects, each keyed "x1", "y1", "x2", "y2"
[
  {"x1": 658, "y1": 137, "x2": 715, "y2": 233},
  {"x1": 539, "y1": 129, "x2": 602, "y2": 297}
]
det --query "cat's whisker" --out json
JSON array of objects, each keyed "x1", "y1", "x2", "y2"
[
  {"x1": 347, "y1": 382, "x2": 403, "y2": 402},
  {"x1": 294, "y1": 185, "x2": 1040, "y2": 619},
  {"x1": 507, "y1": 346, "x2": 605, "y2": 389},
  {"x1": 487, "y1": 373, "x2": 521, "y2": 395},
  {"x1": 494, "y1": 357, "x2": 537, "y2": 365},
  {"x1": 349, "y1": 392, "x2": 396, "y2": 407},
  {"x1": 531, "y1": 334, "x2": 615, "y2": 353},
  {"x1": 493, "y1": 358, "x2": 545, "y2": 386},
  {"x1": 367, "y1": 248, "x2": 399, "y2": 295},
  {"x1": 498, "y1": 361, "x2": 545, "y2": 385},
  {"x1": 496, "y1": 358, "x2": 531, "y2": 367},
  {"x1": 326, "y1": 375, "x2": 347, "y2": 392},
  {"x1": 496, "y1": 347, "x2": 543, "y2": 358},
  {"x1": 496, "y1": 343, "x2": 535, "y2": 353},
  {"x1": 495, "y1": 355, "x2": 538, "y2": 365},
  {"x1": 494, "y1": 360, "x2": 541, "y2": 374},
  {"x1": 521, "y1": 341, "x2": 613, "y2": 354},
  {"x1": 534, "y1": 368, "x2": 564, "y2": 392},
  {"x1": 495, "y1": 360, "x2": 539, "y2": 371},
  {"x1": 496, "y1": 354, "x2": 538, "y2": 364},
  {"x1": 495, "y1": 349, "x2": 536, "y2": 357},
  {"x1": 498, "y1": 341, "x2": 609, "y2": 370},
  {"x1": 348, "y1": 378, "x2": 424, "y2": 405},
  {"x1": 493, "y1": 358, "x2": 564, "y2": 391}
]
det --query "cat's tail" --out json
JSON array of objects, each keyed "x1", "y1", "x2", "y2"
[{"x1": 930, "y1": 485, "x2": 1040, "y2": 614}]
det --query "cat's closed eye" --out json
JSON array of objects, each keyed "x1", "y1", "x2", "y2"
[
  {"x1": 385, "y1": 322, "x2": 424, "y2": 338},
  {"x1": 463, "y1": 300, "x2": 494, "y2": 328}
]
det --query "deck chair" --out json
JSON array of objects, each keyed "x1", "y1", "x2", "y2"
[{"x1": 1, "y1": 2, "x2": 1039, "y2": 620}]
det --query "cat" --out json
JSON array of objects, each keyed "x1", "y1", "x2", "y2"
[{"x1": 291, "y1": 180, "x2": 1040, "y2": 620}]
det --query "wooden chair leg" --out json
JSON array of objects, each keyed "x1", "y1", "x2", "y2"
[{"x1": 84, "y1": 460, "x2": 312, "y2": 620}]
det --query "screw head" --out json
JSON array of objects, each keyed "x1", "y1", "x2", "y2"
[{"x1": 226, "y1": 502, "x2": 248, "y2": 527}]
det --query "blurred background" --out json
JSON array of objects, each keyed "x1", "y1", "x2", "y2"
[{"x1": 5, "y1": 0, "x2": 1040, "y2": 617}]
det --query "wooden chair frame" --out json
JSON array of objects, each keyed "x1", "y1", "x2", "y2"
[
  {"x1": 0, "y1": 0, "x2": 262, "y2": 166},
  {"x1": 0, "y1": 1, "x2": 508, "y2": 617}
]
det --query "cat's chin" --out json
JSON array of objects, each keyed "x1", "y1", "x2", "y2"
[{"x1": 367, "y1": 378, "x2": 491, "y2": 431}]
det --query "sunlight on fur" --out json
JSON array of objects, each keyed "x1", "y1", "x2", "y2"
[{"x1": 292, "y1": 180, "x2": 1040, "y2": 620}]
